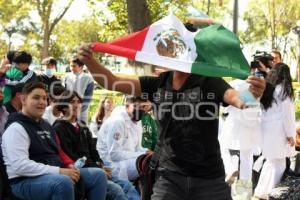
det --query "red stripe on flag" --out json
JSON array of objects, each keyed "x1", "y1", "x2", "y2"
[
  {"x1": 92, "y1": 26, "x2": 150, "y2": 60},
  {"x1": 92, "y1": 43, "x2": 137, "y2": 60}
]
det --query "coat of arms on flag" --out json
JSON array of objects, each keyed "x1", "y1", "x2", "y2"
[{"x1": 154, "y1": 28, "x2": 191, "y2": 59}]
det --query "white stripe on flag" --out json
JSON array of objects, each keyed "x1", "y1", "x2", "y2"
[{"x1": 136, "y1": 51, "x2": 193, "y2": 73}]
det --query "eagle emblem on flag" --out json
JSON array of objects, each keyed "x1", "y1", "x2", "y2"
[{"x1": 154, "y1": 28, "x2": 191, "y2": 58}]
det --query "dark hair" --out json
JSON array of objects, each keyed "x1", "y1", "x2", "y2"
[
  {"x1": 184, "y1": 23, "x2": 198, "y2": 32},
  {"x1": 260, "y1": 63, "x2": 294, "y2": 110},
  {"x1": 125, "y1": 95, "x2": 147, "y2": 104},
  {"x1": 271, "y1": 50, "x2": 282, "y2": 60},
  {"x1": 49, "y1": 86, "x2": 65, "y2": 101},
  {"x1": 57, "y1": 90, "x2": 82, "y2": 114},
  {"x1": 42, "y1": 57, "x2": 57, "y2": 66},
  {"x1": 71, "y1": 56, "x2": 84, "y2": 67},
  {"x1": 13, "y1": 51, "x2": 32, "y2": 65},
  {"x1": 11, "y1": 83, "x2": 25, "y2": 98},
  {"x1": 6, "y1": 51, "x2": 16, "y2": 64},
  {"x1": 22, "y1": 82, "x2": 46, "y2": 95}
]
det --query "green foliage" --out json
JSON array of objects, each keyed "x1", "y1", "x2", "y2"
[
  {"x1": 53, "y1": 16, "x2": 103, "y2": 60},
  {"x1": 87, "y1": 0, "x2": 127, "y2": 42},
  {"x1": 0, "y1": 0, "x2": 32, "y2": 53},
  {"x1": 147, "y1": 0, "x2": 190, "y2": 22},
  {"x1": 241, "y1": 0, "x2": 300, "y2": 49},
  {"x1": 292, "y1": 82, "x2": 300, "y2": 120},
  {"x1": 0, "y1": 0, "x2": 30, "y2": 23},
  {"x1": 191, "y1": 0, "x2": 231, "y2": 21},
  {"x1": 88, "y1": 89, "x2": 124, "y2": 122},
  {"x1": 88, "y1": 0, "x2": 191, "y2": 42}
]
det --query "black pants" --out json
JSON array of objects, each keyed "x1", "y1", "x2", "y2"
[{"x1": 151, "y1": 168, "x2": 232, "y2": 200}]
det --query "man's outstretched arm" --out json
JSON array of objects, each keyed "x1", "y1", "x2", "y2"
[
  {"x1": 77, "y1": 43, "x2": 142, "y2": 96},
  {"x1": 224, "y1": 75, "x2": 266, "y2": 109}
]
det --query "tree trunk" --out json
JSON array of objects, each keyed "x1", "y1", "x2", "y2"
[
  {"x1": 126, "y1": 0, "x2": 153, "y2": 73},
  {"x1": 271, "y1": 0, "x2": 276, "y2": 49},
  {"x1": 207, "y1": 0, "x2": 211, "y2": 15},
  {"x1": 37, "y1": 0, "x2": 74, "y2": 60},
  {"x1": 126, "y1": 0, "x2": 151, "y2": 33},
  {"x1": 233, "y1": 0, "x2": 238, "y2": 35},
  {"x1": 42, "y1": 20, "x2": 50, "y2": 59},
  {"x1": 297, "y1": 34, "x2": 300, "y2": 82}
]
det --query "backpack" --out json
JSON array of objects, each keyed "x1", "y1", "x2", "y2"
[{"x1": 136, "y1": 152, "x2": 156, "y2": 200}]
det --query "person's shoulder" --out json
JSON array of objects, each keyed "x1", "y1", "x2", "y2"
[
  {"x1": 3, "y1": 122, "x2": 26, "y2": 137},
  {"x1": 64, "y1": 73, "x2": 73, "y2": 79},
  {"x1": 52, "y1": 119, "x2": 68, "y2": 128},
  {"x1": 82, "y1": 72, "x2": 93, "y2": 79},
  {"x1": 40, "y1": 118, "x2": 53, "y2": 128},
  {"x1": 31, "y1": 70, "x2": 37, "y2": 76},
  {"x1": 140, "y1": 71, "x2": 172, "y2": 81},
  {"x1": 37, "y1": 74, "x2": 46, "y2": 80},
  {"x1": 202, "y1": 76, "x2": 229, "y2": 86},
  {"x1": 108, "y1": 116, "x2": 126, "y2": 124}
]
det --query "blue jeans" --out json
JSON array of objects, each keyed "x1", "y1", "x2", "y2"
[
  {"x1": 107, "y1": 176, "x2": 140, "y2": 200},
  {"x1": 10, "y1": 168, "x2": 107, "y2": 200}
]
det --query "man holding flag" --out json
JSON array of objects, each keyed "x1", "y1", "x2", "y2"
[{"x1": 77, "y1": 15, "x2": 265, "y2": 200}]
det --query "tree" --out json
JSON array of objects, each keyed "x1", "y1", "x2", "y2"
[
  {"x1": 88, "y1": 0, "x2": 191, "y2": 41},
  {"x1": 192, "y1": 0, "x2": 230, "y2": 20},
  {"x1": 52, "y1": 17, "x2": 103, "y2": 61},
  {"x1": 0, "y1": 0, "x2": 31, "y2": 53},
  {"x1": 126, "y1": 0, "x2": 151, "y2": 33},
  {"x1": 241, "y1": 0, "x2": 300, "y2": 49},
  {"x1": 88, "y1": 0, "x2": 191, "y2": 73},
  {"x1": 31, "y1": 0, "x2": 75, "y2": 59}
]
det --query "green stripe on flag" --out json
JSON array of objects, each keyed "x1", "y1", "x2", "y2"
[{"x1": 191, "y1": 24, "x2": 250, "y2": 79}]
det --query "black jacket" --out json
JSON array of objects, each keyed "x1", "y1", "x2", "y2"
[
  {"x1": 38, "y1": 74, "x2": 62, "y2": 92},
  {"x1": 53, "y1": 120, "x2": 101, "y2": 164}
]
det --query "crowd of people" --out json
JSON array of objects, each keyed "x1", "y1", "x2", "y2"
[
  {"x1": 0, "y1": 50, "x2": 158, "y2": 200},
  {"x1": 0, "y1": 45, "x2": 298, "y2": 200}
]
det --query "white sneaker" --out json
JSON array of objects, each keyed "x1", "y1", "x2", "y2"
[{"x1": 235, "y1": 180, "x2": 252, "y2": 200}]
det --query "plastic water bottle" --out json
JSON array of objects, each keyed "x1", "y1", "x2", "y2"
[
  {"x1": 238, "y1": 80, "x2": 260, "y2": 107},
  {"x1": 74, "y1": 156, "x2": 87, "y2": 168}
]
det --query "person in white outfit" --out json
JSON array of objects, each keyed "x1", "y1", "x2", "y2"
[
  {"x1": 254, "y1": 63, "x2": 296, "y2": 199},
  {"x1": 220, "y1": 79, "x2": 262, "y2": 199},
  {"x1": 42, "y1": 85, "x2": 65, "y2": 125},
  {"x1": 97, "y1": 96, "x2": 147, "y2": 181}
]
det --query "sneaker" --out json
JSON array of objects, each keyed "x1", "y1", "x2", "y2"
[{"x1": 235, "y1": 180, "x2": 252, "y2": 200}]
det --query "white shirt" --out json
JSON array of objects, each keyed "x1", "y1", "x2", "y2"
[
  {"x1": 97, "y1": 106, "x2": 146, "y2": 166},
  {"x1": 2, "y1": 122, "x2": 59, "y2": 179},
  {"x1": 64, "y1": 72, "x2": 93, "y2": 99},
  {"x1": 221, "y1": 79, "x2": 262, "y2": 150},
  {"x1": 42, "y1": 106, "x2": 62, "y2": 125}
]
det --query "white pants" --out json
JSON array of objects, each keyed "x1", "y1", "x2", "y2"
[
  {"x1": 254, "y1": 158, "x2": 286, "y2": 199},
  {"x1": 239, "y1": 149, "x2": 253, "y2": 181},
  {"x1": 112, "y1": 158, "x2": 139, "y2": 181},
  {"x1": 221, "y1": 147, "x2": 239, "y2": 175}
]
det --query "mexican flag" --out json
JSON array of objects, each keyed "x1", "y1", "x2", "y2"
[{"x1": 92, "y1": 14, "x2": 250, "y2": 79}]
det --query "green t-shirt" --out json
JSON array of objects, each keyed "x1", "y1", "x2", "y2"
[{"x1": 141, "y1": 112, "x2": 158, "y2": 150}]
